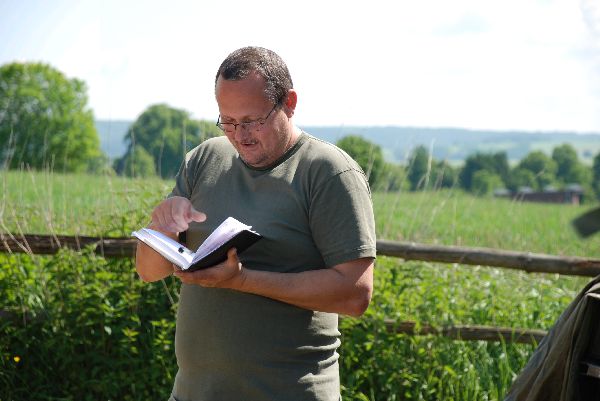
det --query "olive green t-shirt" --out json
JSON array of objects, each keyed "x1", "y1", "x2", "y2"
[{"x1": 169, "y1": 133, "x2": 376, "y2": 401}]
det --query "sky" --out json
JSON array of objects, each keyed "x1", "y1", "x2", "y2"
[{"x1": 1, "y1": 0, "x2": 599, "y2": 133}]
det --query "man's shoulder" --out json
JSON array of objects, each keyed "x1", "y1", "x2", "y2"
[
  {"x1": 299, "y1": 133, "x2": 364, "y2": 175},
  {"x1": 184, "y1": 136, "x2": 232, "y2": 163}
]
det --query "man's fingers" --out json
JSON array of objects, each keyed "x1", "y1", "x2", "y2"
[
  {"x1": 189, "y1": 207, "x2": 207, "y2": 223},
  {"x1": 150, "y1": 196, "x2": 205, "y2": 233},
  {"x1": 151, "y1": 208, "x2": 168, "y2": 230},
  {"x1": 171, "y1": 200, "x2": 190, "y2": 231},
  {"x1": 227, "y1": 248, "x2": 238, "y2": 260}
]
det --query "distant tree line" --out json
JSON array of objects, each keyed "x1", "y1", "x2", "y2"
[
  {"x1": 335, "y1": 135, "x2": 600, "y2": 202},
  {"x1": 2, "y1": 61, "x2": 600, "y2": 202}
]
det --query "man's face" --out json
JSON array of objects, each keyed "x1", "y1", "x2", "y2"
[{"x1": 215, "y1": 72, "x2": 293, "y2": 169}]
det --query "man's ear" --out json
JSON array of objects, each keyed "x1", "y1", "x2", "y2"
[{"x1": 282, "y1": 89, "x2": 297, "y2": 117}]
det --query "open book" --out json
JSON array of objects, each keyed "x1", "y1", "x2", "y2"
[{"x1": 132, "y1": 217, "x2": 262, "y2": 271}]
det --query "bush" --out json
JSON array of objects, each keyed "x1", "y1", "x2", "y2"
[{"x1": 1, "y1": 250, "x2": 178, "y2": 400}]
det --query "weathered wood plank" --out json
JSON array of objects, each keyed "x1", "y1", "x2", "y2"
[
  {"x1": 377, "y1": 240, "x2": 600, "y2": 277},
  {"x1": 382, "y1": 319, "x2": 547, "y2": 345},
  {"x1": 2, "y1": 233, "x2": 600, "y2": 277},
  {"x1": 0, "y1": 233, "x2": 136, "y2": 257}
]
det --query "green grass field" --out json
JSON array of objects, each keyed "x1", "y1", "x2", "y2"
[
  {"x1": 1, "y1": 170, "x2": 598, "y2": 400},
  {"x1": 0, "y1": 170, "x2": 172, "y2": 236},
  {"x1": 3, "y1": 170, "x2": 595, "y2": 257}
]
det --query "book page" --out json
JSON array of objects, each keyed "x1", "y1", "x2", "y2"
[
  {"x1": 133, "y1": 228, "x2": 194, "y2": 268},
  {"x1": 191, "y1": 217, "x2": 253, "y2": 264}
]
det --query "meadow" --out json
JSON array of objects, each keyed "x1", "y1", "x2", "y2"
[{"x1": 1, "y1": 170, "x2": 597, "y2": 400}]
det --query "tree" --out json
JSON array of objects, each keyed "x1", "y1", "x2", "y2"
[
  {"x1": 592, "y1": 152, "x2": 600, "y2": 197},
  {"x1": 335, "y1": 135, "x2": 385, "y2": 189},
  {"x1": 0, "y1": 62, "x2": 101, "y2": 171},
  {"x1": 471, "y1": 170, "x2": 504, "y2": 196},
  {"x1": 459, "y1": 152, "x2": 509, "y2": 191},
  {"x1": 86, "y1": 153, "x2": 116, "y2": 176},
  {"x1": 507, "y1": 167, "x2": 537, "y2": 191},
  {"x1": 197, "y1": 119, "x2": 224, "y2": 143},
  {"x1": 375, "y1": 162, "x2": 408, "y2": 192},
  {"x1": 516, "y1": 150, "x2": 557, "y2": 190},
  {"x1": 115, "y1": 104, "x2": 221, "y2": 178},
  {"x1": 406, "y1": 146, "x2": 430, "y2": 191},
  {"x1": 552, "y1": 143, "x2": 589, "y2": 185},
  {"x1": 431, "y1": 160, "x2": 457, "y2": 189},
  {"x1": 118, "y1": 145, "x2": 156, "y2": 178}
]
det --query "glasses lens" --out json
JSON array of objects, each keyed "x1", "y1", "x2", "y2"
[
  {"x1": 219, "y1": 123, "x2": 234, "y2": 133},
  {"x1": 245, "y1": 121, "x2": 262, "y2": 132}
]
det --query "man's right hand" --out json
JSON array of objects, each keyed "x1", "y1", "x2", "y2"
[{"x1": 150, "y1": 196, "x2": 207, "y2": 233}]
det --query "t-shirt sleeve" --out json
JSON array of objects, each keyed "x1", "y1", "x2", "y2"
[
  {"x1": 169, "y1": 156, "x2": 193, "y2": 199},
  {"x1": 309, "y1": 168, "x2": 377, "y2": 267}
]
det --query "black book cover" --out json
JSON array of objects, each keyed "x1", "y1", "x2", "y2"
[{"x1": 186, "y1": 230, "x2": 262, "y2": 271}]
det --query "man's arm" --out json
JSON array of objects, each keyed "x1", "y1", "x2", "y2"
[
  {"x1": 135, "y1": 226, "x2": 178, "y2": 282},
  {"x1": 174, "y1": 249, "x2": 374, "y2": 317},
  {"x1": 135, "y1": 196, "x2": 206, "y2": 282}
]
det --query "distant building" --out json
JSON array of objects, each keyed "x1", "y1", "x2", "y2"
[{"x1": 494, "y1": 184, "x2": 583, "y2": 205}]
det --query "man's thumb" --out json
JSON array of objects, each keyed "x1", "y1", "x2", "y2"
[{"x1": 189, "y1": 207, "x2": 206, "y2": 222}]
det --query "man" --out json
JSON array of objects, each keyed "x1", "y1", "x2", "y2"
[{"x1": 135, "y1": 46, "x2": 376, "y2": 401}]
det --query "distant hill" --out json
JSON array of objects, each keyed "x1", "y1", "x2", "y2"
[
  {"x1": 95, "y1": 120, "x2": 600, "y2": 164},
  {"x1": 95, "y1": 120, "x2": 132, "y2": 159},
  {"x1": 301, "y1": 126, "x2": 600, "y2": 165}
]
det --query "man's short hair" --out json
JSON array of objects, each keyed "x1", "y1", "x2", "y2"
[{"x1": 215, "y1": 46, "x2": 293, "y2": 105}]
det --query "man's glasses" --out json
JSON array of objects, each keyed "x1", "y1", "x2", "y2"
[{"x1": 216, "y1": 104, "x2": 278, "y2": 134}]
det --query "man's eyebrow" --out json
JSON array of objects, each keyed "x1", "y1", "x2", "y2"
[{"x1": 219, "y1": 113, "x2": 262, "y2": 122}]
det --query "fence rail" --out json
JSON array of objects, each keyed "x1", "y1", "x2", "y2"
[
  {"x1": 377, "y1": 240, "x2": 600, "y2": 277},
  {"x1": 383, "y1": 320, "x2": 547, "y2": 344},
  {"x1": 3, "y1": 233, "x2": 600, "y2": 277},
  {"x1": 4, "y1": 232, "x2": 592, "y2": 345}
]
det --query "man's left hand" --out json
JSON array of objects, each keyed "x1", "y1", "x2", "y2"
[{"x1": 173, "y1": 248, "x2": 245, "y2": 289}]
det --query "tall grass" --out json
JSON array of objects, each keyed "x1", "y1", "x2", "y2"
[
  {"x1": 374, "y1": 189, "x2": 599, "y2": 257},
  {"x1": 0, "y1": 169, "x2": 172, "y2": 236}
]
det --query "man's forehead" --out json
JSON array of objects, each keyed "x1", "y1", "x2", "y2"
[
  {"x1": 216, "y1": 72, "x2": 271, "y2": 119},
  {"x1": 216, "y1": 71, "x2": 266, "y2": 91}
]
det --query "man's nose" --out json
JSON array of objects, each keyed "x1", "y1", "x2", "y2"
[{"x1": 233, "y1": 124, "x2": 251, "y2": 140}]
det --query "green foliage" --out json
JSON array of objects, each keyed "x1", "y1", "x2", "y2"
[
  {"x1": 196, "y1": 119, "x2": 225, "y2": 143},
  {"x1": 407, "y1": 146, "x2": 430, "y2": 191},
  {"x1": 471, "y1": 170, "x2": 504, "y2": 196},
  {"x1": 114, "y1": 104, "x2": 221, "y2": 179},
  {"x1": 459, "y1": 152, "x2": 509, "y2": 192},
  {"x1": 374, "y1": 190, "x2": 599, "y2": 257},
  {"x1": 506, "y1": 167, "x2": 537, "y2": 192},
  {"x1": 0, "y1": 170, "x2": 171, "y2": 236},
  {"x1": 117, "y1": 145, "x2": 157, "y2": 178},
  {"x1": 0, "y1": 62, "x2": 101, "y2": 172},
  {"x1": 0, "y1": 250, "x2": 179, "y2": 400},
  {"x1": 86, "y1": 153, "x2": 116, "y2": 176},
  {"x1": 336, "y1": 135, "x2": 385, "y2": 189},
  {"x1": 515, "y1": 151, "x2": 557, "y2": 190},
  {"x1": 340, "y1": 259, "x2": 584, "y2": 401},
  {"x1": 593, "y1": 152, "x2": 600, "y2": 198},
  {"x1": 431, "y1": 160, "x2": 457, "y2": 190},
  {"x1": 552, "y1": 143, "x2": 589, "y2": 185},
  {"x1": 375, "y1": 162, "x2": 409, "y2": 192},
  {"x1": 405, "y1": 147, "x2": 457, "y2": 191}
]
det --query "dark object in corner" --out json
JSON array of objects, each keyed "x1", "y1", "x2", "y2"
[{"x1": 572, "y1": 207, "x2": 600, "y2": 238}]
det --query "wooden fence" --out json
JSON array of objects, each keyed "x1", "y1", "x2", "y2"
[{"x1": 3, "y1": 232, "x2": 599, "y2": 345}]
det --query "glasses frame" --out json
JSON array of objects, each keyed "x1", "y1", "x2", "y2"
[{"x1": 216, "y1": 103, "x2": 279, "y2": 134}]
